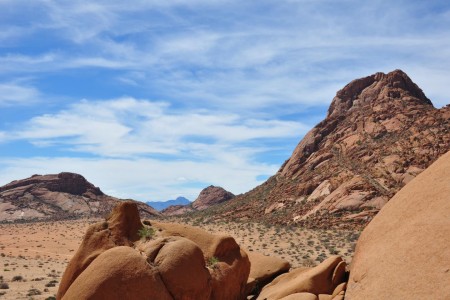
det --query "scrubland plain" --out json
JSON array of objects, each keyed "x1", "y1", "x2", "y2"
[{"x1": 0, "y1": 218, "x2": 359, "y2": 299}]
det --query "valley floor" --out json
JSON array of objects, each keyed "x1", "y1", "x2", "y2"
[{"x1": 0, "y1": 218, "x2": 360, "y2": 299}]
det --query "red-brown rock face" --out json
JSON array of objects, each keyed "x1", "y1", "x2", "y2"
[
  {"x1": 58, "y1": 202, "x2": 251, "y2": 300},
  {"x1": 162, "y1": 185, "x2": 235, "y2": 216},
  {"x1": 192, "y1": 185, "x2": 235, "y2": 210},
  {"x1": 208, "y1": 70, "x2": 450, "y2": 229},
  {"x1": 0, "y1": 172, "x2": 160, "y2": 221},
  {"x1": 346, "y1": 150, "x2": 450, "y2": 299}
]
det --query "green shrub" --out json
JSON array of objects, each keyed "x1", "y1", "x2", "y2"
[
  {"x1": 137, "y1": 226, "x2": 155, "y2": 240},
  {"x1": 206, "y1": 256, "x2": 220, "y2": 268}
]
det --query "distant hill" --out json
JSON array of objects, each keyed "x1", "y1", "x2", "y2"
[
  {"x1": 146, "y1": 196, "x2": 190, "y2": 211},
  {"x1": 161, "y1": 186, "x2": 235, "y2": 216},
  {"x1": 0, "y1": 172, "x2": 161, "y2": 221}
]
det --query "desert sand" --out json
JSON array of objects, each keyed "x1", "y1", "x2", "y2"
[
  {"x1": 0, "y1": 220, "x2": 96, "y2": 300},
  {"x1": 0, "y1": 218, "x2": 359, "y2": 299}
]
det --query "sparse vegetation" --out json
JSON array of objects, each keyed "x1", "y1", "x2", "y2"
[
  {"x1": 0, "y1": 283, "x2": 9, "y2": 289},
  {"x1": 137, "y1": 226, "x2": 155, "y2": 240},
  {"x1": 12, "y1": 275, "x2": 24, "y2": 281},
  {"x1": 45, "y1": 280, "x2": 58, "y2": 287},
  {"x1": 207, "y1": 256, "x2": 220, "y2": 268},
  {"x1": 27, "y1": 288, "x2": 42, "y2": 296}
]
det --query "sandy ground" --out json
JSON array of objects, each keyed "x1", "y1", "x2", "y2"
[
  {"x1": 0, "y1": 218, "x2": 360, "y2": 299},
  {"x1": 0, "y1": 220, "x2": 96, "y2": 300}
]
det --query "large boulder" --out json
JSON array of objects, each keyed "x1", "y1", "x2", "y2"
[
  {"x1": 346, "y1": 151, "x2": 450, "y2": 299},
  {"x1": 150, "y1": 237, "x2": 212, "y2": 299},
  {"x1": 152, "y1": 221, "x2": 251, "y2": 300},
  {"x1": 257, "y1": 256, "x2": 347, "y2": 300},
  {"x1": 58, "y1": 201, "x2": 250, "y2": 300},
  {"x1": 63, "y1": 246, "x2": 172, "y2": 300},
  {"x1": 57, "y1": 201, "x2": 142, "y2": 298},
  {"x1": 246, "y1": 252, "x2": 291, "y2": 295}
]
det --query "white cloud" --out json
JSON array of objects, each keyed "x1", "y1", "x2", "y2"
[
  {"x1": 0, "y1": 154, "x2": 278, "y2": 201},
  {"x1": 0, "y1": 82, "x2": 40, "y2": 106},
  {"x1": 0, "y1": 95, "x2": 309, "y2": 199},
  {"x1": 5, "y1": 97, "x2": 306, "y2": 158},
  {"x1": 0, "y1": 0, "x2": 449, "y2": 201},
  {"x1": 1, "y1": 1, "x2": 449, "y2": 111}
]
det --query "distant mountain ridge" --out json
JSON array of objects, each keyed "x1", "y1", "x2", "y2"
[
  {"x1": 146, "y1": 196, "x2": 190, "y2": 211},
  {"x1": 0, "y1": 172, "x2": 160, "y2": 221},
  {"x1": 196, "y1": 70, "x2": 450, "y2": 229}
]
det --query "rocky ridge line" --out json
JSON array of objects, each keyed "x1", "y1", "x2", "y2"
[{"x1": 0, "y1": 172, "x2": 160, "y2": 221}]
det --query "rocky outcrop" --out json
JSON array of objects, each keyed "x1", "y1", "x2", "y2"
[
  {"x1": 0, "y1": 172, "x2": 160, "y2": 221},
  {"x1": 58, "y1": 201, "x2": 251, "y2": 300},
  {"x1": 192, "y1": 185, "x2": 235, "y2": 210},
  {"x1": 57, "y1": 201, "x2": 143, "y2": 298},
  {"x1": 62, "y1": 246, "x2": 173, "y2": 300},
  {"x1": 345, "y1": 150, "x2": 450, "y2": 299},
  {"x1": 209, "y1": 70, "x2": 450, "y2": 229},
  {"x1": 151, "y1": 220, "x2": 250, "y2": 300},
  {"x1": 257, "y1": 256, "x2": 347, "y2": 300},
  {"x1": 246, "y1": 252, "x2": 291, "y2": 296},
  {"x1": 161, "y1": 185, "x2": 235, "y2": 216}
]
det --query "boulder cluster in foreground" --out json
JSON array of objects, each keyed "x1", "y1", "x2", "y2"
[
  {"x1": 56, "y1": 201, "x2": 347, "y2": 300},
  {"x1": 57, "y1": 150, "x2": 450, "y2": 299}
]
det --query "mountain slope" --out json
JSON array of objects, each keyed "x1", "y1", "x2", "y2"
[
  {"x1": 146, "y1": 197, "x2": 190, "y2": 211},
  {"x1": 0, "y1": 172, "x2": 160, "y2": 221},
  {"x1": 204, "y1": 70, "x2": 450, "y2": 229}
]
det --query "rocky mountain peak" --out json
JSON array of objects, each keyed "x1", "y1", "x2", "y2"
[
  {"x1": 204, "y1": 70, "x2": 450, "y2": 229},
  {"x1": 191, "y1": 185, "x2": 235, "y2": 210},
  {"x1": 328, "y1": 69, "x2": 432, "y2": 118}
]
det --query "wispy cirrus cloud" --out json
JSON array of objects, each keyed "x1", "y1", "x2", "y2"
[
  {"x1": 0, "y1": 96, "x2": 308, "y2": 200},
  {"x1": 4, "y1": 97, "x2": 307, "y2": 158},
  {"x1": 1, "y1": 0, "x2": 449, "y2": 109},
  {"x1": 0, "y1": 81, "x2": 41, "y2": 106},
  {"x1": 0, "y1": 0, "x2": 449, "y2": 201}
]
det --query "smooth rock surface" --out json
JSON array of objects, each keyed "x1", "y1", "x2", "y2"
[{"x1": 346, "y1": 151, "x2": 450, "y2": 299}]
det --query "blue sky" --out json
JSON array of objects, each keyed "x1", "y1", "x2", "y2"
[{"x1": 0, "y1": 0, "x2": 449, "y2": 201}]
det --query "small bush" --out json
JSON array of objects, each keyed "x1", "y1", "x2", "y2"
[
  {"x1": 45, "y1": 280, "x2": 58, "y2": 287},
  {"x1": 12, "y1": 275, "x2": 23, "y2": 282},
  {"x1": 0, "y1": 283, "x2": 9, "y2": 289},
  {"x1": 207, "y1": 256, "x2": 220, "y2": 268},
  {"x1": 137, "y1": 226, "x2": 155, "y2": 240},
  {"x1": 27, "y1": 288, "x2": 41, "y2": 296}
]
